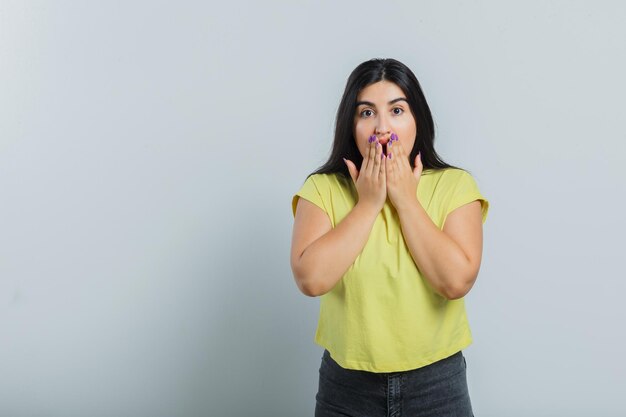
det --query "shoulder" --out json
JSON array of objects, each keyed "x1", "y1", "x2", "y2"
[
  {"x1": 421, "y1": 167, "x2": 471, "y2": 188},
  {"x1": 292, "y1": 172, "x2": 351, "y2": 218},
  {"x1": 420, "y1": 168, "x2": 485, "y2": 207},
  {"x1": 312, "y1": 172, "x2": 346, "y2": 182},
  {"x1": 303, "y1": 172, "x2": 350, "y2": 190},
  {"x1": 439, "y1": 168, "x2": 471, "y2": 180}
]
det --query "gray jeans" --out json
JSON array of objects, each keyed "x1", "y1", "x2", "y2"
[{"x1": 315, "y1": 349, "x2": 474, "y2": 417}]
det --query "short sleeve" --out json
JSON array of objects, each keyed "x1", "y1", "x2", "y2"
[
  {"x1": 444, "y1": 171, "x2": 490, "y2": 225},
  {"x1": 291, "y1": 175, "x2": 327, "y2": 218}
]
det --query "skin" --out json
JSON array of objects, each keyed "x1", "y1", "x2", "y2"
[
  {"x1": 344, "y1": 79, "x2": 422, "y2": 212},
  {"x1": 291, "y1": 80, "x2": 484, "y2": 299}
]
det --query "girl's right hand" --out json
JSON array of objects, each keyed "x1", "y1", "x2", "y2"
[{"x1": 343, "y1": 136, "x2": 387, "y2": 213}]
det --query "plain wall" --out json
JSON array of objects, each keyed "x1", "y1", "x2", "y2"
[{"x1": 1, "y1": 1, "x2": 625, "y2": 416}]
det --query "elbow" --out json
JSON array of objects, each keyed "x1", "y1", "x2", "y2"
[
  {"x1": 292, "y1": 266, "x2": 323, "y2": 297},
  {"x1": 291, "y1": 255, "x2": 336, "y2": 297},
  {"x1": 297, "y1": 276, "x2": 326, "y2": 297},
  {"x1": 444, "y1": 286, "x2": 469, "y2": 300},
  {"x1": 442, "y1": 274, "x2": 477, "y2": 300},
  {"x1": 442, "y1": 259, "x2": 480, "y2": 300},
  {"x1": 299, "y1": 281, "x2": 322, "y2": 297}
]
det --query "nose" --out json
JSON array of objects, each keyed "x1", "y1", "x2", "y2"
[{"x1": 375, "y1": 115, "x2": 391, "y2": 138}]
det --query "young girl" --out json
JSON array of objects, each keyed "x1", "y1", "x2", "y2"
[{"x1": 290, "y1": 58, "x2": 489, "y2": 417}]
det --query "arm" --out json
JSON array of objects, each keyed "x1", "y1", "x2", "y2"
[
  {"x1": 384, "y1": 138, "x2": 484, "y2": 299},
  {"x1": 290, "y1": 198, "x2": 379, "y2": 297},
  {"x1": 290, "y1": 141, "x2": 386, "y2": 297},
  {"x1": 395, "y1": 199, "x2": 484, "y2": 300}
]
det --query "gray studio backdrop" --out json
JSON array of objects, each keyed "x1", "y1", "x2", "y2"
[{"x1": 1, "y1": 1, "x2": 624, "y2": 416}]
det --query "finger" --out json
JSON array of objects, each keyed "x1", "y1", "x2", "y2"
[
  {"x1": 413, "y1": 152, "x2": 423, "y2": 178},
  {"x1": 392, "y1": 134, "x2": 411, "y2": 171},
  {"x1": 394, "y1": 137, "x2": 408, "y2": 173},
  {"x1": 388, "y1": 138, "x2": 397, "y2": 177},
  {"x1": 361, "y1": 136, "x2": 371, "y2": 172},
  {"x1": 372, "y1": 140, "x2": 383, "y2": 178},
  {"x1": 361, "y1": 135, "x2": 373, "y2": 172},
  {"x1": 364, "y1": 134, "x2": 377, "y2": 174},
  {"x1": 343, "y1": 158, "x2": 359, "y2": 184},
  {"x1": 389, "y1": 136, "x2": 399, "y2": 172},
  {"x1": 386, "y1": 146, "x2": 394, "y2": 182},
  {"x1": 380, "y1": 147, "x2": 387, "y2": 183}
]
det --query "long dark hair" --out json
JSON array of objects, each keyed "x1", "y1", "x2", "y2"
[{"x1": 308, "y1": 58, "x2": 463, "y2": 185}]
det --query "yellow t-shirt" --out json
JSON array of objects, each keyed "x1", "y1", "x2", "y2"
[{"x1": 291, "y1": 167, "x2": 490, "y2": 372}]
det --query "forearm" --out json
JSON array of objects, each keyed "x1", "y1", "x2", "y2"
[
  {"x1": 396, "y1": 199, "x2": 472, "y2": 300},
  {"x1": 297, "y1": 202, "x2": 379, "y2": 296}
]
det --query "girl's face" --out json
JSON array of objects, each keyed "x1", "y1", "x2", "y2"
[{"x1": 353, "y1": 80, "x2": 417, "y2": 159}]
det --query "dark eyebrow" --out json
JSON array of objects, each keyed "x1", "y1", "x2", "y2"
[{"x1": 355, "y1": 98, "x2": 408, "y2": 107}]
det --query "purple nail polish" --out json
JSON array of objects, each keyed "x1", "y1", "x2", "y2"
[
  {"x1": 391, "y1": 133, "x2": 398, "y2": 141},
  {"x1": 368, "y1": 135, "x2": 376, "y2": 143}
]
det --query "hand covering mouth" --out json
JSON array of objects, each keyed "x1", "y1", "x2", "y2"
[
  {"x1": 378, "y1": 137, "x2": 390, "y2": 156},
  {"x1": 380, "y1": 133, "x2": 398, "y2": 156},
  {"x1": 369, "y1": 134, "x2": 393, "y2": 156}
]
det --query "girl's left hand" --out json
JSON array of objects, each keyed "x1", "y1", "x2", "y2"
[{"x1": 385, "y1": 133, "x2": 423, "y2": 210}]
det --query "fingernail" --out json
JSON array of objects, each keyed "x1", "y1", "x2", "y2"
[
  {"x1": 388, "y1": 153, "x2": 392, "y2": 159},
  {"x1": 391, "y1": 133, "x2": 398, "y2": 141},
  {"x1": 368, "y1": 135, "x2": 376, "y2": 143}
]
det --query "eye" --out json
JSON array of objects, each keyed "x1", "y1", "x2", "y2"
[
  {"x1": 361, "y1": 109, "x2": 373, "y2": 117},
  {"x1": 359, "y1": 109, "x2": 374, "y2": 118},
  {"x1": 392, "y1": 107, "x2": 404, "y2": 115}
]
